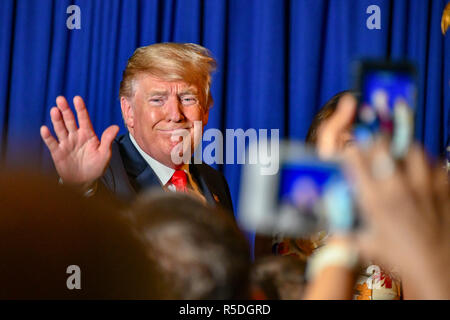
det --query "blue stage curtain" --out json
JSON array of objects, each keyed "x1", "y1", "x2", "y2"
[{"x1": 1, "y1": 0, "x2": 449, "y2": 249}]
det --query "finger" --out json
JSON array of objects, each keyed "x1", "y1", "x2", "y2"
[
  {"x1": 325, "y1": 93, "x2": 357, "y2": 136},
  {"x1": 432, "y1": 165, "x2": 449, "y2": 200},
  {"x1": 404, "y1": 145, "x2": 434, "y2": 216},
  {"x1": 50, "y1": 107, "x2": 68, "y2": 141},
  {"x1": 317, "y1": 94, "x2": 357, "y2": 159},
  {"x1": 369, "y1": 138, "x2": 401, "y2": 182},
  {"x1": 368, "y1": 139, "x2": 410, "y2": 204},
  {"x1": 334, "y1": 93, "x2": 357, "y2": 129},
  {"x1": 342, "y1": 146, "x2": 375, "y2": 198},
  {"x1": 404, "y1": 144, "x2": 432, "y2": 186},
  {"x1": 354, "y1": 230, "x2": 379, "y2": 266},
  {"x1": 56, "y1": 96, "x2": 78, "y2": 132},
  {"x1": 73, "y1": 96, "x2": 94, "y2": 131},
  {"x1": 342, "y1": 146, "x2": 387, "y2": 229},
  {"x1": 432, "y1": 165, "x2": 450, "y2": 225},
  {"x1": 40, "y1": 125, "x2": 59, "y2": 153},
  {"x1": 99, "y1": 125, "x2": 119, "y2": 154}
]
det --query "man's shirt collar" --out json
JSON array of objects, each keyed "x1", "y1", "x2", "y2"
[{"x1": 128, "y1": 133, "x2": 189, "y2": 186}]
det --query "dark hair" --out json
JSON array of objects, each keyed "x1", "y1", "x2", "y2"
[
  {"x1": 305, "y1": 90, "x2": 353, "y2": 145},
  {"x1": 250, "y1": 255, "x2": 307, "y2": 300},
  {"x1": 127, "y1": 191, "x2": 252, "y2": 299},
  {"x1": 0, "y1": 170, "x2": 164, "y2": 299}
]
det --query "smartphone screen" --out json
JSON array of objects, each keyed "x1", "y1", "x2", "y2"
[
  {"x1": 277, "y1": 160, "x2": 355, "y2": 235},
  {"x1": 354, "y1": 62, "x2": 417, "y2": 157}
]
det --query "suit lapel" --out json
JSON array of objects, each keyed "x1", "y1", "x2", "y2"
[
  {"x1": 134, "y1": 166, "x2": 162, "y2": 192},
  {"x1": 190, "y1": 163, "x2": 218, "y2": 207},
  {"x1": 118, "y1": 134, "x2": 162, "y2": 193}
]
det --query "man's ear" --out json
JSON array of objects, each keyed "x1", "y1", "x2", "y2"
[{"x1": 120, "y1": 96, "x2": 135, "y2": 129}]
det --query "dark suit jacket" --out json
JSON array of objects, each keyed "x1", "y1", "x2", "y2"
[{"x1": 99, "y1": 134, "x2": 234, "y2": 214}]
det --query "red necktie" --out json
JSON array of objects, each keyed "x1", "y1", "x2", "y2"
[{"x1": 169, "y1": 170, "x2": 188, "y2": 193}]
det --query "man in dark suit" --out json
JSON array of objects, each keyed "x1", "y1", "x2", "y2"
[{"x1": 40, "y1": 43, "x2": 233, "y2": 214}]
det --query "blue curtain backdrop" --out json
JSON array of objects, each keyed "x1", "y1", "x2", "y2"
[{"x1": 1, "y1": 0, "x2": 449, "y2": 248}]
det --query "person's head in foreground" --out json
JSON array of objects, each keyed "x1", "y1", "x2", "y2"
[
  {"x1": 126, "y1": 191, "x2": 252, "y2": 299},
  {"x1": 250, "y1": 255, "x2": 307, "y2": 300},
  {"x1": 119, "y1": 43, "x2": 216, "y2": 168},
  {"x1": 0, "y1": 171, "x2": 164, "y2": 299}
]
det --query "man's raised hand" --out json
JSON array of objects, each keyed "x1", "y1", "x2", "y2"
[{"x1": 40, "y1": 96, "x2": 119, "y2": 189}]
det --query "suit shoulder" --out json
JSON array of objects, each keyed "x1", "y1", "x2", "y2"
[{"x1": 196, "y1": 163, "x2": 227, "y2": 180}]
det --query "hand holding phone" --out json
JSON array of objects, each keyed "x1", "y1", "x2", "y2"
[{"x1": 239, "y1": 142, "x2": 357, "y2": 238}]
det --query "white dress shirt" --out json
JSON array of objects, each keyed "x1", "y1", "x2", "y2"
[{"x1": 129, "y1": 133, "x2": 206, "y2": 202}]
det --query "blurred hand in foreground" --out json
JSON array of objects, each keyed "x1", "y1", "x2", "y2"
[
  {"x1": 316, "y1": 93, "x2": 357, "y2": 159},
  {"x1": 317, "y1": 94, "x2": 449, "y2": 299},
  {"x1": 343, "y1": 140, "x2": 450, "y2": 299}
]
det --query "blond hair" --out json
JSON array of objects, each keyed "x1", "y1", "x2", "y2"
[{"x1": 119, "y1": 43, "x2": 217, "y2": 111}]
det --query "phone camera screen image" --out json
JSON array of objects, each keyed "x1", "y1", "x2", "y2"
[
  {"x1": 354, "y1": 63, "x2": 417, "y2": 158},
  {"x1": 277, "y1": 161, "x2": 355, "y2": 236}
]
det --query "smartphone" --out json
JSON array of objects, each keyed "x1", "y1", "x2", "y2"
[
  {"x1": 353, "y1": 61, "x2": 417, "y2": 158},
  {"x1": 238, "y1": 141, "x2": 357, "y2": 238}
]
